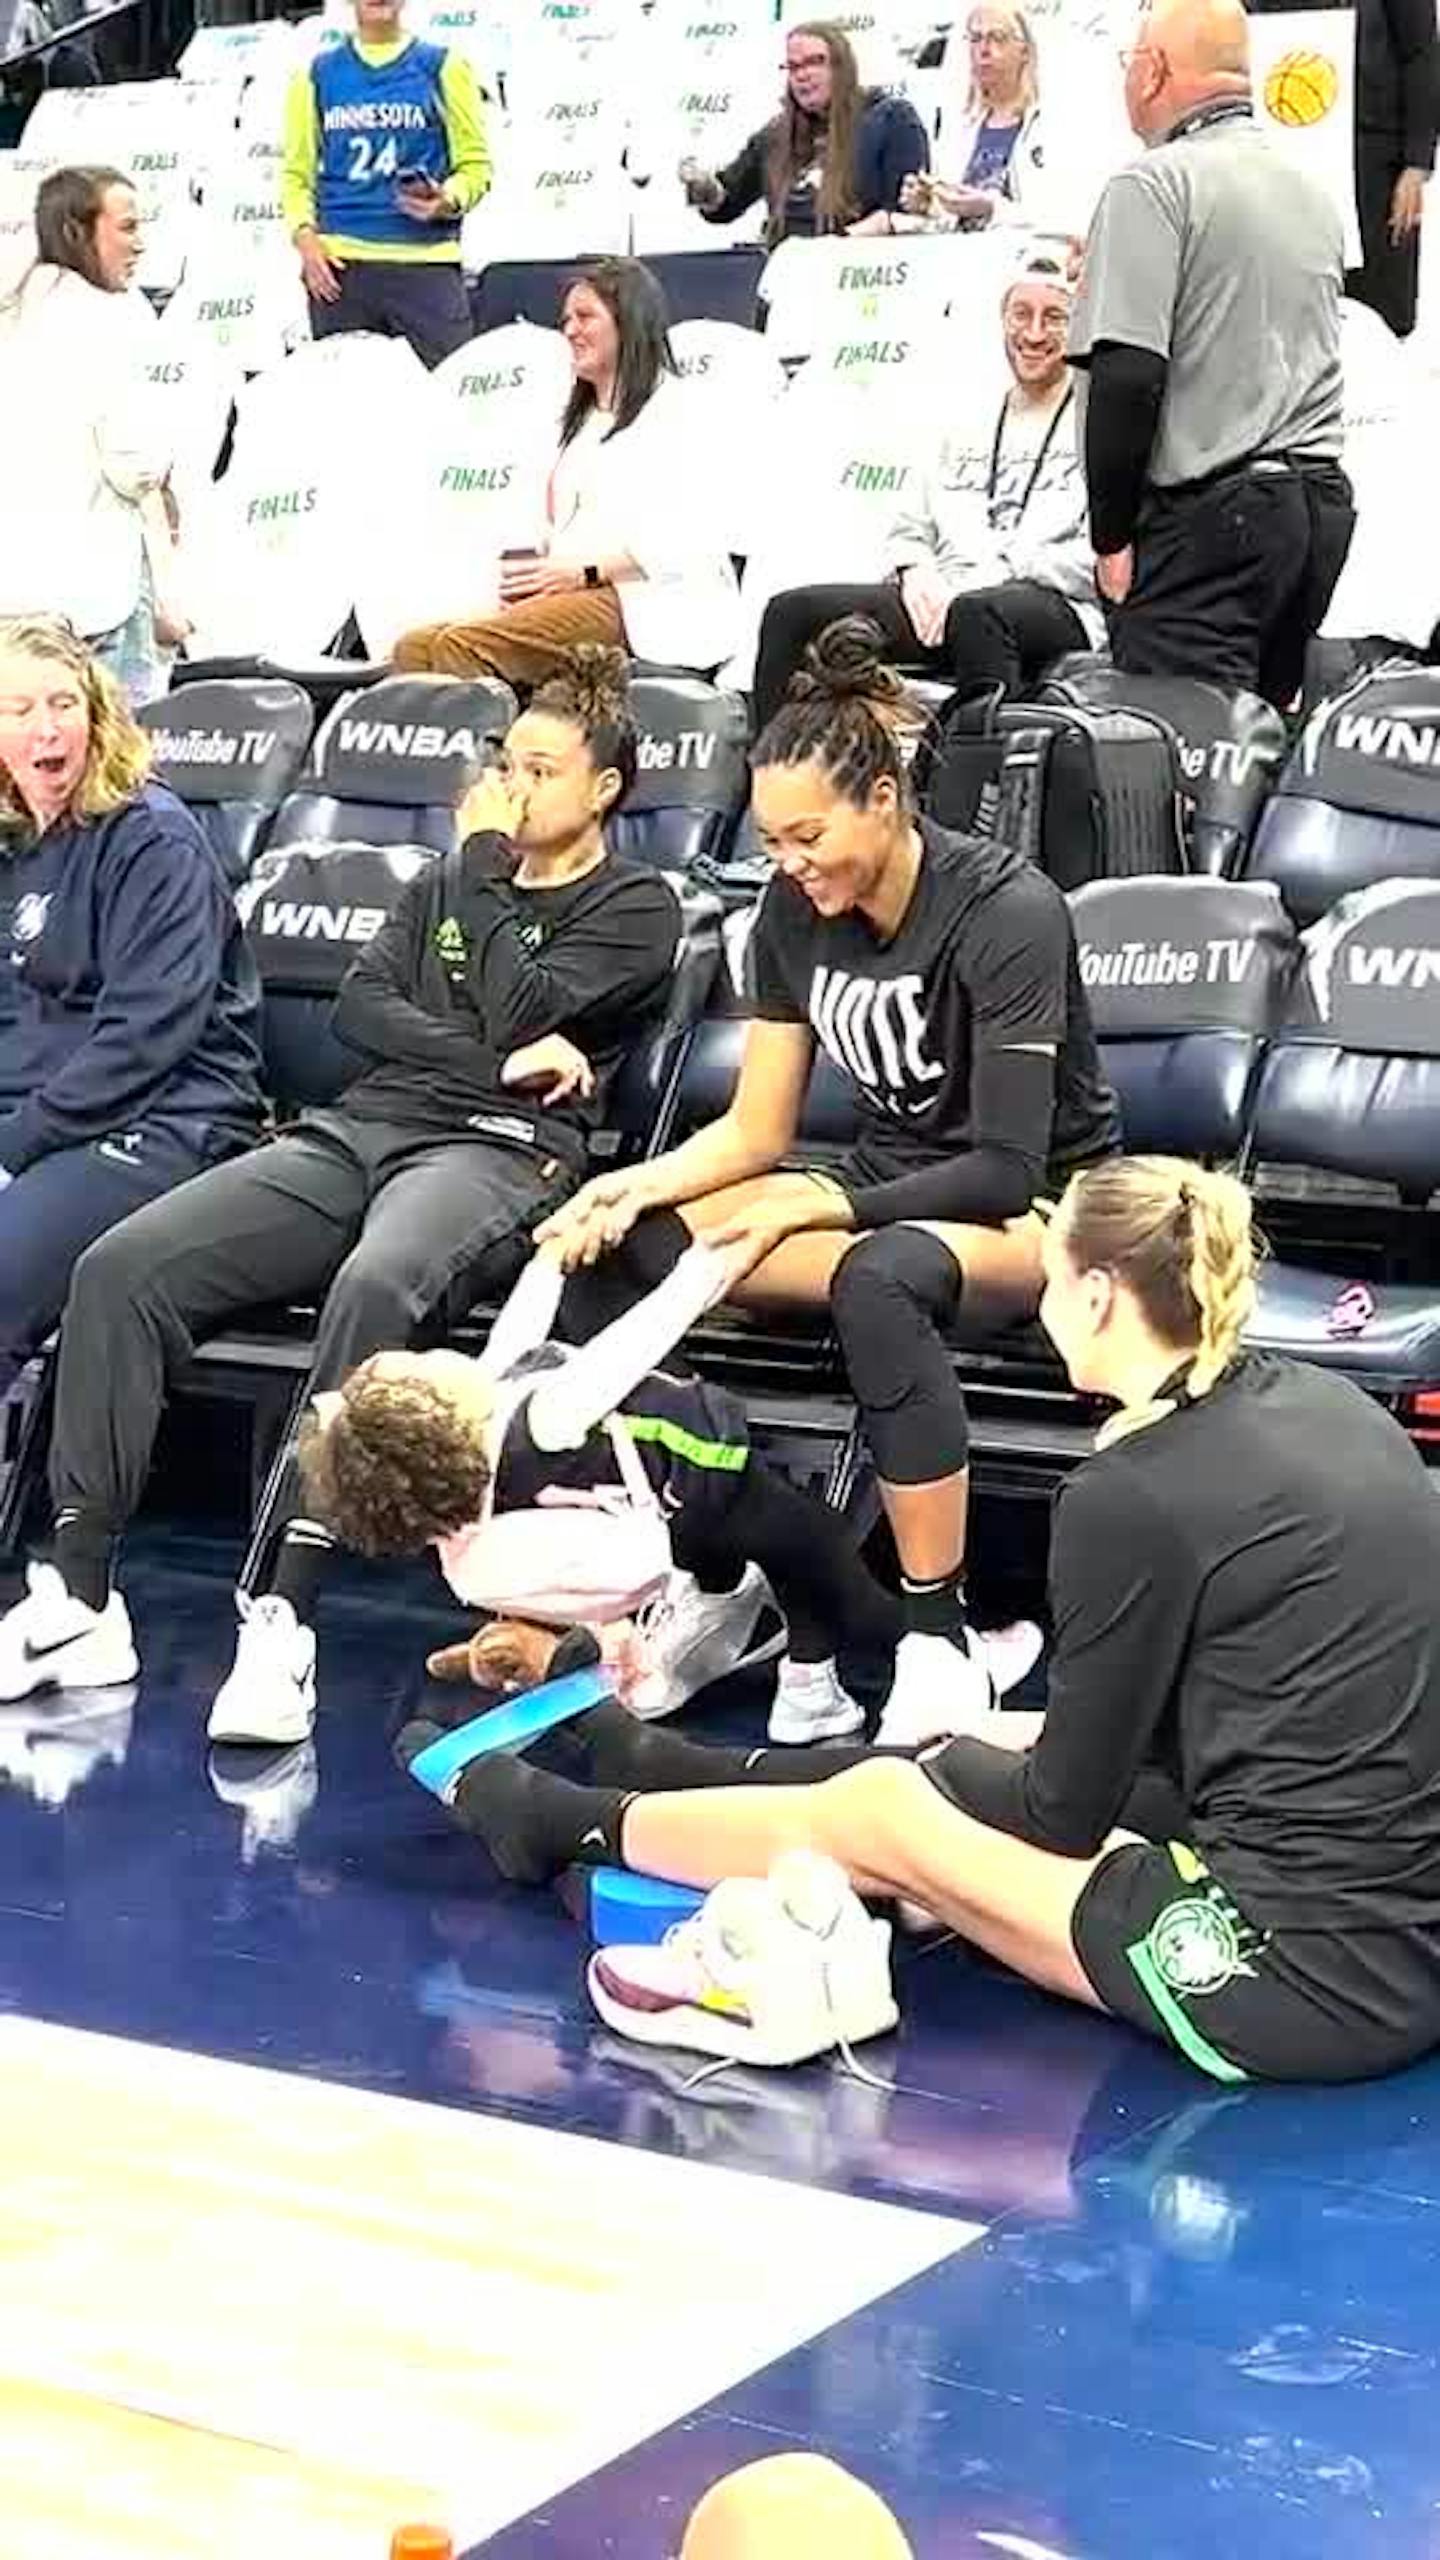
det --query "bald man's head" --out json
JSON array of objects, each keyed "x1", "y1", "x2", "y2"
[
  {"x1": 680, "y1": 2456, "x2": 915, "y2": 2560},
  {"x1": 1123, "y1": 0, "x2": 1251, "y2": 140}
]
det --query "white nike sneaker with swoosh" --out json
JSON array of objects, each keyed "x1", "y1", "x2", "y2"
[
  {"x1": 0, "y1": 1562, "x2": 138, "y2": 1703},
  {"x1": 207, "y1": 1593, "x2": 317, "y2": 1745}
]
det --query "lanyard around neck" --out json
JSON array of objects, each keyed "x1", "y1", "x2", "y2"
[{"x1": 987, "y1": 380, "x2": 1073, "y2": 518}]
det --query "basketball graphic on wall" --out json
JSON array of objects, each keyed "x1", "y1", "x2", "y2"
[{"x1": 1263, "y1": 47, "x2": 1341, "y2": 126}]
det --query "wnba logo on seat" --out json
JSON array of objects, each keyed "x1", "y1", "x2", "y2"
[{"x1": 1304, "y1": 885, "x2": 1440, "y2": 1044}]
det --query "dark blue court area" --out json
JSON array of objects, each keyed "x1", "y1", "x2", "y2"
[{"x1": 2, "y1": 1508, "x2": 1437, "y2": 2557}]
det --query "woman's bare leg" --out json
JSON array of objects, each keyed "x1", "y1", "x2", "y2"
[{"x1": 622, "y1": 1757, "x2": 1121, "y2": 2010}]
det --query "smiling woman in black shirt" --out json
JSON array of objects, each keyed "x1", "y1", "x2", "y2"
[
  {"x1": 542, "y1": 617, "x2": 1118, "y2": 1747},
  {"x1": 462, "y1": 1155, "x2": 1440, "y2": 2084}
]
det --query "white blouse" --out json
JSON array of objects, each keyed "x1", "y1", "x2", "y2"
[
  {"x1": 543, "y1": 372, "x2": 738, "y2": 674},
  {"x1": 0, "y1": 267, "x2": 171, "y2": 638}
]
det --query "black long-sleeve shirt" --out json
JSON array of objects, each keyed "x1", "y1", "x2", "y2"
[
  {"x1": 937, "y1": 1356, "x2": 1440, "y2": 1957},
  {"x1": 332, "y1": 838, "x2": 680, "y2": 1170},
  {"x1": 1082, "y1": 341, "x2": 1169, "y2": 556}
]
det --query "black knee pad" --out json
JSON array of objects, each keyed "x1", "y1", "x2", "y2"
[
  {"x1": 830, "y1": 1228, "x2": 962, "y2": 1405},
  {"x1": 830, "y1": 1228, "x2": 970, "y2": 1480}
]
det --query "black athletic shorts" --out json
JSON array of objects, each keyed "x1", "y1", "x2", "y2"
[{"x1": 1070, "y1": 1839, "x2": 1435, "y2": 2086}]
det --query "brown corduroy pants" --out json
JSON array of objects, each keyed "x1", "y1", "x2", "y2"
[{"x1": 391, "y1": 586, "x2": 626, "y2": 683}]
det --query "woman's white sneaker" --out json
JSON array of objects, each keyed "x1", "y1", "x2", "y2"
[
  {"x1": 767, "y1": 1656, "x2": 866, "y2": 1746},
  {"x1": 0, "y1": 1562, "x2": 137, "y2": 1703},
  {"x1": 875, "y1": 1619, "x2": 1045, "y2": 1751},
  {"x1": 875, "y1": 1627, "x2": 994, "y2": 1749},
  {"x1": 586, "y1": 1849, "x2": 898, "y2": 2068},
  {"x1": 207, "y1": 1594, "x2": 317, "y2": 1745}
]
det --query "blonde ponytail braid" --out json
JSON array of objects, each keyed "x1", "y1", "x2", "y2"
[
  {"x1": 1184, "y1": 1167, "x2": 1256, "y2": 1393},
  {"x1": 1063, "y1": 1155, "x2": 1259, "y2": 1450}
]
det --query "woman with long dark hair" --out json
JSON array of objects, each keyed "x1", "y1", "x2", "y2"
[
  {"x1": 394, "y1": 257, "x2": 738, "y2": 681},
  {"x1": 679, "y1": 22, "x2": 929, "y2": 243},
  {"x1": 0, "y1": 166, "x2": 183, "y2": 703}
]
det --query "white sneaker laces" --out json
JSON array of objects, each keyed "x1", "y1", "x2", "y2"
[{"x1": 648, "y1": 1895, "x2": 896, "y2": 2098}]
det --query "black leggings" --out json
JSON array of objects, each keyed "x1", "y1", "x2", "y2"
[
  {"x1": 753, "y1": 577, "x2": 1090, "y2": 730},
  {"x1": 570, "y1": 1702, "x2": 1188, "y2": 1842},
  {"x1": 676, "y1": 1458, "x2": 901, "y2": 1664}
]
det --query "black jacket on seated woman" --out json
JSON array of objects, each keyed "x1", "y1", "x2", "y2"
[{"x1": 682, "y1": 21, "x2": 929, "y2": 245}]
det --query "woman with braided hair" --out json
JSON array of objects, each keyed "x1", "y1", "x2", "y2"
[
  {"x1": 421, "y1": 1156, "x2": 1440, "y2": 2084},
  {"x1": 541, "y1": 614, "x2": 1119, "y2": 1747}
]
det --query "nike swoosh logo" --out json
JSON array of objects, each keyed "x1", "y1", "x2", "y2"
[
  {"x1": 21, "y1": 1632, "x2": 85, "y2": 1664},
  {"x1": 580, "y1": 1827, "x2": 606, "y2": 1851}
]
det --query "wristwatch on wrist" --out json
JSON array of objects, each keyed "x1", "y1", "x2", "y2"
[{"x1": 582, "y1": 563, "x2": 601, "y2": 589}]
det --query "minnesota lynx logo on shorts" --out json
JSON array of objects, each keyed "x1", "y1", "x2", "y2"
[{"x1": 1145, "y1": 1890, "x2": 1255, "y2": 1998}]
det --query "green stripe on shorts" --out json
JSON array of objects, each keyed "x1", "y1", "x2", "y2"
[
  {"x1": 626, "y1": 1416, "x2": 749, "y2": 1474},
  {"x1": 1124, "y1": 1844, "x2": 1253, "y2": 2085},
  {"x1": 1126, "y1": 1937, "x2": 1250, "y2": 2083}
]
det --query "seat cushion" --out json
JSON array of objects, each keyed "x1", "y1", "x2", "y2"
[{"x1": 1246, "y1": 1260, "x2": 1440, "y2": 1385}]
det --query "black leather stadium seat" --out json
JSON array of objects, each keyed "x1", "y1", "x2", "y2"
[
  {"x1": 271, "y1": 672, "x2": 516, "y2": 858},
  {"x1": 137, "y1": 679, "x2": 314, "y2": 887},
  {"x1": 1247, "y1": 880, "x2": 1440, "y2": 1387},
  {"x1": 240, "y1": 674, "x2": 517, "y2": 1108},
  {"x1": 1044, "y1": 662, "x2": 1288, "y2": 878},
  {"x1": 606, "y1": 677, "x2": 750, "y2": 878},
  {"x1": 665, "y1": 904, "x2": 859, "y2": 1154},
  {"x1": 1244, "y1": 665, "x2": 1440, "y2": 926},
  {"x1": 595, "y1": 880, "x2": 724, "y2": 1163},
  {"x1": 1068, "y1": 876, "x2": 1298, "y2": 1155}
]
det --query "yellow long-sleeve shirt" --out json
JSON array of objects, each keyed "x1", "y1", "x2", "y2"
[{"x1": 281, "y1": 37, "x2": 492, "y2": 263}]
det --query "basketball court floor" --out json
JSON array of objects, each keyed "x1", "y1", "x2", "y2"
[{"x1": 1, "y1": 1516, "x2": 1437, "y2": 2556}]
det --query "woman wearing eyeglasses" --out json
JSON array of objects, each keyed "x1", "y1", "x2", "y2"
[
  {"x1": 751, "y1": 257, "x2": 1098, "y2": 728},
  {"x1": 679, "y1": 21, "x2": 929, "y2": 246},
  {"x1": 872, "y1": 1, "x2": 1044, "y2": 235}
]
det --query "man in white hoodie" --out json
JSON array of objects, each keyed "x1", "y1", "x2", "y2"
[{"x1": 752, "y1": 256, "x2": 1101, "y2": 725}]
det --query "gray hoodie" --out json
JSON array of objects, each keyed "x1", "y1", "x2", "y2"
[{"x1": 884, "y1": 379, "x2": 1103, "y2": 645}]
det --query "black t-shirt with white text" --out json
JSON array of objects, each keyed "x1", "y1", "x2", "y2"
[{"x1": 748, "y1": 821, "x2": 1119, "y2": 1187}]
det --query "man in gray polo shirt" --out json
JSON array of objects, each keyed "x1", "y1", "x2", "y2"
[{"x1": 1069, "y1": 0, "x2": 1356, "y2": 708}]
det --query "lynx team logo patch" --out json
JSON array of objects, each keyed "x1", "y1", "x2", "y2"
[{"x1": 1146, "y1": 1890, "x2": 1256, "y2": 1999}]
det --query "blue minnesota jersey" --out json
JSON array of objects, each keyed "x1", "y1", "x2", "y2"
[{"x1": 312, "y1": 37, "x2": 458, "y2": 246}]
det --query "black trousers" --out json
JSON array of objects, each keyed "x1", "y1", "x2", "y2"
[
  {"x1": 1346, "y1": 135, "x2": 1421, "y2": 338},
  {"x1": 0, "y1": 1120, "x2": 215, "y2": 1400},
  {"x1": 752, "y1": 578, "x2": 1089, "y2": 730},
  {"x1": 309, "y1": 259, "x2": 473, "y2": 370},
  {"x1": 1113, "y1": 462, "x2": 1356, "y2": 711},
  {"x1": 48, "y1": 1113, "x2": 573, "y2": 1538}
]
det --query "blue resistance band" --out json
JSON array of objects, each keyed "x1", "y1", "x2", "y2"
[{"x1": 406, "y1": 1664, "x2": 613, "y2": 1799}]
